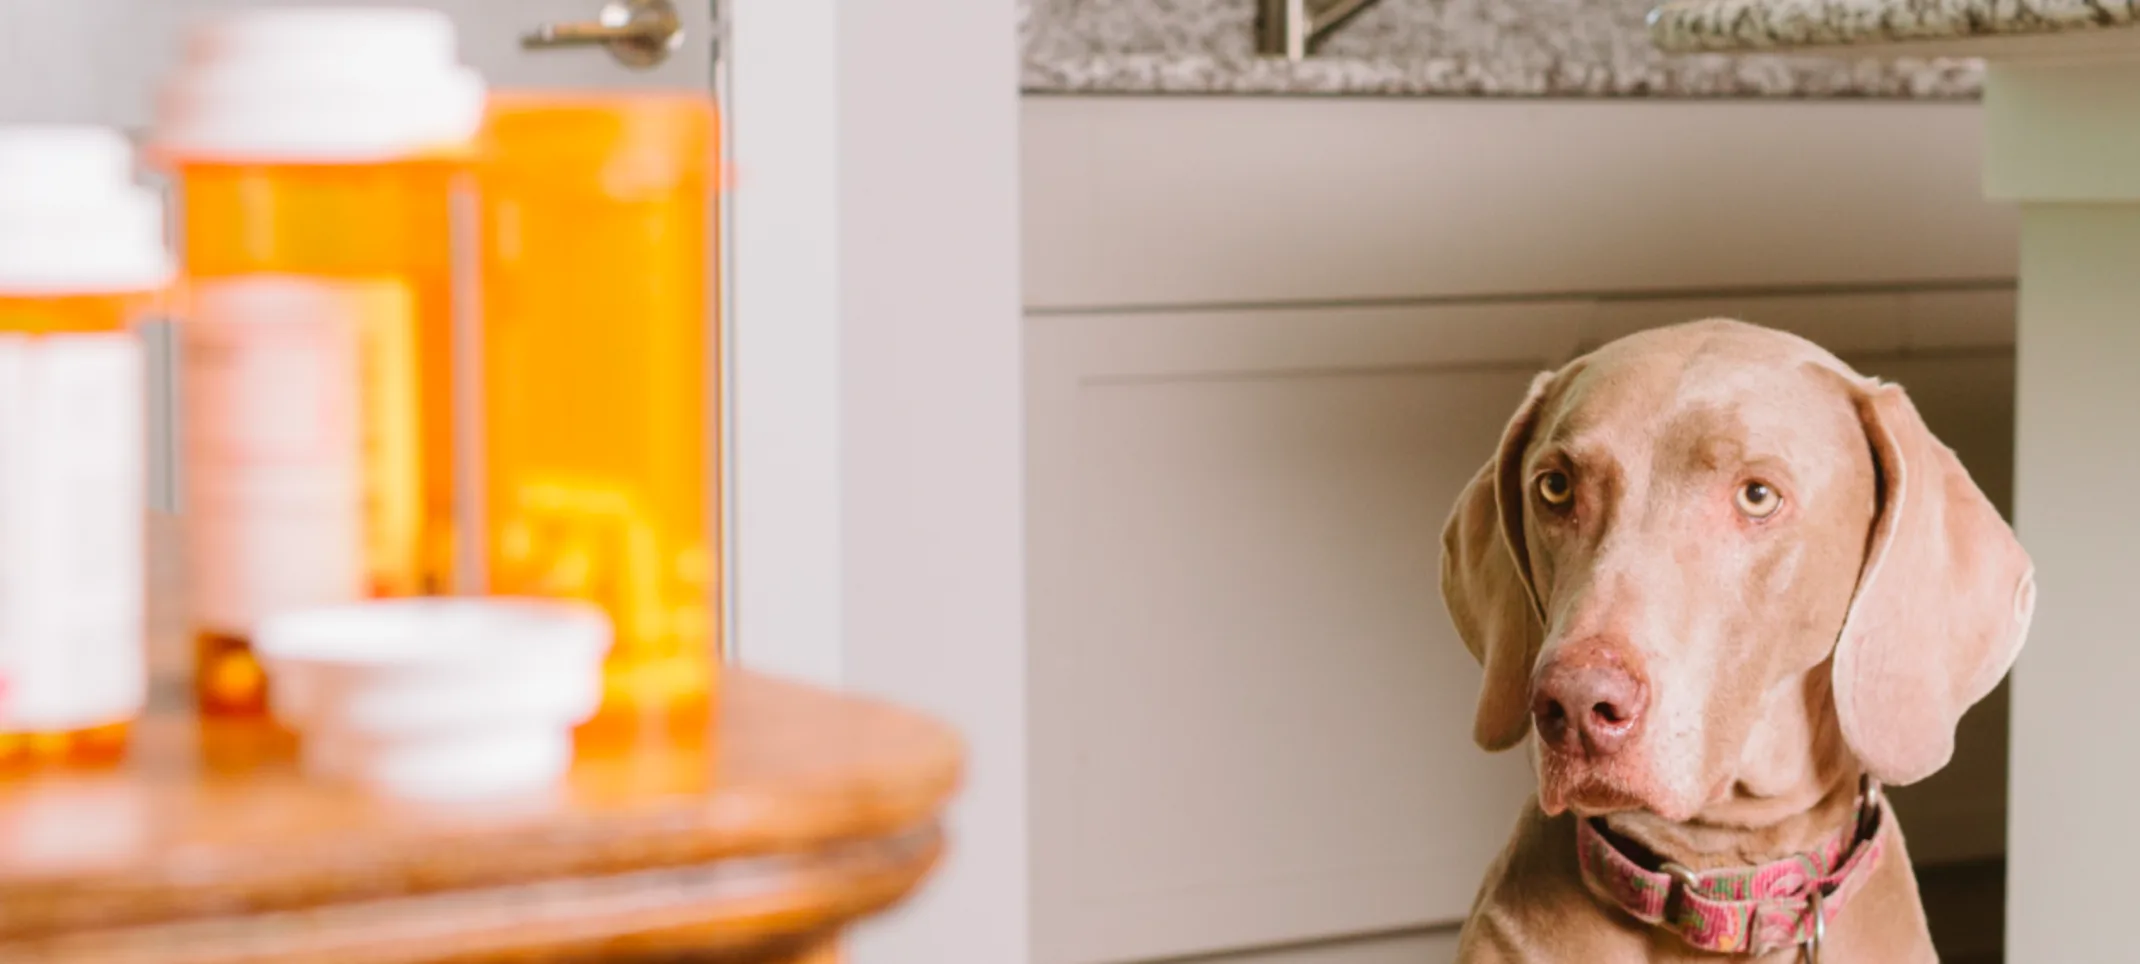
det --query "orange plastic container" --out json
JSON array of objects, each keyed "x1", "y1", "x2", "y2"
[
  {"x1": 477, "y1": 93, "x2": 720, "y2": 733},
  {"x1": 0, "y1": 127, "x2": 167, "y2": 765},
  {"x1": 171, "y1": 161, "x2": 466, "y2": 716},
  {"x1": 152, "y1": 9, "x2": 486, "y2": 715}
]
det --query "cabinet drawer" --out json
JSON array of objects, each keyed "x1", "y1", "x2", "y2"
[{"x1": 1024, "y1": 98, "x2": 2015, "y2": 311}]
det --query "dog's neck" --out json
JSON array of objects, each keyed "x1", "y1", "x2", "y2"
[{"x1": 1601, "y1": 765, "x2": 1864, "y2": 872}]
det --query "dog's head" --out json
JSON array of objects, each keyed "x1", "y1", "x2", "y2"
[{"x1": 1440, "y1": 319, "x2": 2034, "y2": 822}]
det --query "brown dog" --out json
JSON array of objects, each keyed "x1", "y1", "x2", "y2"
[{"x1": 1440, "y1": 319, "x2": 2034, "y2": 962}]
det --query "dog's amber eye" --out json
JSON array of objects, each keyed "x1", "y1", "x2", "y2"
[
  {"x1": 1736, "y1": 481, "x2": 1782, "y2": 519},
  {"x1": 1536, "y1": 471, "x2": 1574, "y2": 508}
]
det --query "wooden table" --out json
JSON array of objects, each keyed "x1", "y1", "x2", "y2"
[{"x1": 0, "y1": 672, "x2": 963, "y2": 964}]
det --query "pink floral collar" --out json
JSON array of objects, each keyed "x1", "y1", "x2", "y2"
[{"x1": 1575, "y1": 777, "x2": 1886, "y2": 959}]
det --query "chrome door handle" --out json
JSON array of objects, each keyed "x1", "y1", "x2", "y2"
[{"x1": 522, "y1": 0, "x2": 683, "y2": 69}]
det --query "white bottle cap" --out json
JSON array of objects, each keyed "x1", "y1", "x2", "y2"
[
  {"x1": 153, "y1": 7, "x2": 486, "y2": 163},
  {"x1": 0, "y1": 126, "x2": 174, "y2": 294}
]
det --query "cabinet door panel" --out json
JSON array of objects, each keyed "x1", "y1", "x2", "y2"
[{"x1": 1028, "y1": 303, "x2": 1583, "y2": 964}]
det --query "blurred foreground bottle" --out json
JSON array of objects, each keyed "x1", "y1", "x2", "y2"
[
  {"x1": 0, "y1": 127, "x2": 169, "y2": 764},
  {"x1": 477, "y1": 94, "x2": 719, "y2": 735},
  {"x1": 150, "y1": 9, "x2": 486, "y2": 715}
]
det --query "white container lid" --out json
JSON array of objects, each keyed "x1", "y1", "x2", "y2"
[
  {"x1": 255, "y1": 597, "x2": 611, "y2": 673},
  {"x1": 0, "y1": 126, "x2": 174, "y2": 294},
  {"x1": 153, "y1": 7, "x2": 486, "y2": 163},
  {"x1": 255, "y1": 598, "x2": 613, "y2": 801}
]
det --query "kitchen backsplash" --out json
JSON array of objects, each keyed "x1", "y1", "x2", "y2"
[{"x1": 1021, "y1": 0, "x2": 1983, "y2": 97}]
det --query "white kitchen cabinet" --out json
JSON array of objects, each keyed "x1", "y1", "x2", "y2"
[
  {"x1": 1021, "y1": 90, "x2": 2018, "y2": 964},
  {"x1": 1027, "y1": 302, "x2": 1585, "y2": 964},
  {"x1": 1024, "y1": 283, "x2": 2016, "y2": 963}
]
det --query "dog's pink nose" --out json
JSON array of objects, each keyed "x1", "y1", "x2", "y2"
[{"x1": 1531, "y1": 647, "x2": 1648, "y2": 759}]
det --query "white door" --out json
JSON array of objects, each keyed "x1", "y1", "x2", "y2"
[{"x1": 0, "y1": 0, "x2": 715, "y2": 128}]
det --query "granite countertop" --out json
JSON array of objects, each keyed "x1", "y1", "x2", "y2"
[
  {"x1": 1021, "y1": 0, "x2": 1986, "y2": 97},
  {"x1": 1650, "y1": 0, "x2": 2140, "y2": 53}
]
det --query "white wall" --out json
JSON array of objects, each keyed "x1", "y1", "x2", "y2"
[
  {"x1": 728, "y1": 2, "x2": 1031, "y2": 963},
  {"x1": 834, "y1": 0, "x2": 1029, "y2": 961},
  {"x1": 0, "y1": 0, "x2": 147, "y2": 125}
]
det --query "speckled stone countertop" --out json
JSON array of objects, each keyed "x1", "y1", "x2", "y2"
[
  {"x1": 1021, "y1": 0, "x2": 1986, "y2": 97},
  {"x1": 1651, "y1": 0, "x2": 2139, "y2": 53}
]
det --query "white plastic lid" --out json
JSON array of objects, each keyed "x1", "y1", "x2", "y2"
[
  {"x1": 254, "y1": 597, "x2": 613, "y2": 670},
  {"x1": 0, "y1": 126, "x2": 174, "y2": 294},
  {"x1": 153, "y1": 7, "x2": 486, "y2": 163}
]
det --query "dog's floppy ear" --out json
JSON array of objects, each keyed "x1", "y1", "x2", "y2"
[
  {"x1": 1441, "y1": 371, "x2": 1556, "y2": 752},
  {"x1": 1832, "y1": 380, "x2": 2036, "y2": 785}
]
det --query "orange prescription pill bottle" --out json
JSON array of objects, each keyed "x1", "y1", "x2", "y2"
[
  {"x1": 477, "y1": 94, "x2": 719, "y2": 735},
  {"x1": 150, "y1": 9, "x2": 486, "y2": 715},
  {"x1": 0, "y1": 127, "x2": 170, "y2": 764}
]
